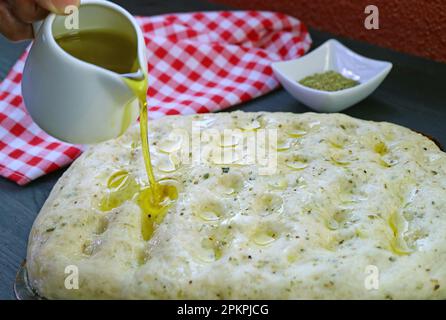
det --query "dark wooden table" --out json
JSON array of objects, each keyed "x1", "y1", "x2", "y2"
[{"x1": 1, "y1": 0, "x2": 445, "y2": 300}]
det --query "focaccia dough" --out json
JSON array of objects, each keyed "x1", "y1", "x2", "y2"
[{"x1": 27, "y1": 112, "x2": 446, "y2": 299}]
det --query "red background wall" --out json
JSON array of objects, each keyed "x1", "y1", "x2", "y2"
[{"x1": 211, "y1": 0, "x2": 446, "y2": 63}]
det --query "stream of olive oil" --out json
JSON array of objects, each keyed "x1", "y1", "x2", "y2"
[
  {"x1": 56, "y1": 30, "x2": 177, "y2": 240},
  {"x1": 124, "y1": 77, "x2": 178, "y2": 240}
]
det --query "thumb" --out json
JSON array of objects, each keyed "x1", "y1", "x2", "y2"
[{"x1": 36, "y1": 0, "x2": 80, "y2": 14}]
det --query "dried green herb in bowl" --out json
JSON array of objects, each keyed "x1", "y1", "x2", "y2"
[{"x1": 298, "y1": 71, "x2": 359, "y2": 92}]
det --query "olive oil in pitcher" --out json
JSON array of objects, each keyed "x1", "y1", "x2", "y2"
[
  {"x1": 56, "y1": 29, "x2": 178, "y2": 241},
  {"x1": 55, "y1": 29, "x2": 139, "y2": 74}
]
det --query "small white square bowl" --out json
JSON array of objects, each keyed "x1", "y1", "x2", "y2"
[{"x1": 271, "y1": 39, "x2": 392, "y2": 112}]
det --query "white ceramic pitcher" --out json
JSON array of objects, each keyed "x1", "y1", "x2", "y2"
[{"x1": 22, "y1": 0, "x2": 147, "y2": 144}]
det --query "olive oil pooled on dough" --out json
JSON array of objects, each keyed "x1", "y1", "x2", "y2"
[{"x1": 56, "y1": 30, "x2": 178, "y2": 241}]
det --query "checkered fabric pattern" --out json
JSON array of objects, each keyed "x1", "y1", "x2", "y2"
[{"x1": 0, "y1": 11, "x2": 311, "y2": 185}]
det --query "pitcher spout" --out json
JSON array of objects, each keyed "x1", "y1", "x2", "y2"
[{"x1": 122, "y1": 69, "x2": 146, "y2": 81}]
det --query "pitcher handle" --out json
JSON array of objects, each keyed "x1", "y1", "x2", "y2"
[{"x1": 32, "y1": 20, "x2": 44, "y2": 38}]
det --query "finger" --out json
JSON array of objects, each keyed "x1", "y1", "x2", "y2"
[
  {"x1": 8, "y1": 0, "x2": 48, "y2": 23},
  {"x1": 35, "y1": 0, "x2": 80, "y2": 15},
  {"x1": 0, "y1": 2, "x2": 33, "y2": 41}
]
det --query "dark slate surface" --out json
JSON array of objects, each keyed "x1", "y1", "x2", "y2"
[{"x1": 1, "y1": 0, "x2": 445, "y2": 300}]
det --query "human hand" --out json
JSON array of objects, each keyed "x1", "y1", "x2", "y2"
[{"x1": 0, "y1": 0, "x2": 80, "y2": 41}]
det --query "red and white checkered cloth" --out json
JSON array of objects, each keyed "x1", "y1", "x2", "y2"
[{"x1": 0, "y1": 11, "x2": 311, "y2": 185}]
